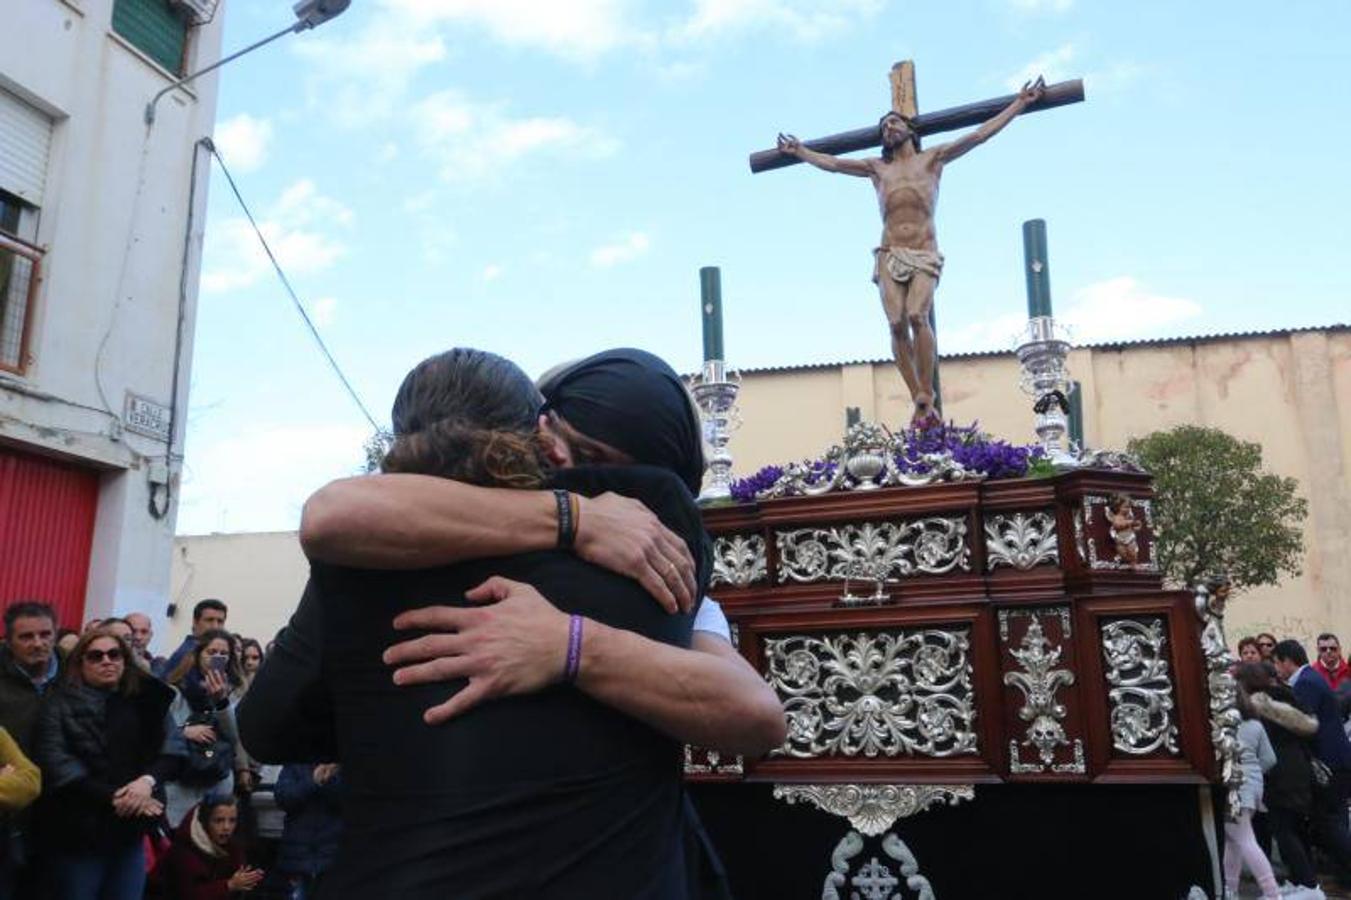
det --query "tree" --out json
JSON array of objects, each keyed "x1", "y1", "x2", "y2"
[{"x1": 1128, "y1": 425, "x2": 1308, "y2": 593}]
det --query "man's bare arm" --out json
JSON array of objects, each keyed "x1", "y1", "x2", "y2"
[
  {"x1": 386, "y1": 578, "x2": 788, "y2": 757},
  {"x1": 301, "y1": 475, "x2": 696, "y2": 613},
  {"x1": 777, "y1": 133, "x2": 873, "y2": 177},
  {"x1": 936, "y1": 76, "x2": 1045, "y2": 164}
]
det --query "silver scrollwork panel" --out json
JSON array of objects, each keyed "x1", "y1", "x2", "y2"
[
  {"x1": 776, "y1": 518, "x2": 970, "y2": 586},
  {"x1": 1002, "y1": 614, "x2": 1082, "y2": 773},
  {"x1": 765, "y1": 629, "x2": 979, "y2": 759},
  {"x1": 1101, "y1": 618, "x2": 1180, "y2": 755},
  {"x1": 984, "y1": 511, "x2": 1059, "y2": 571},
  {"x1": 710, "y1": 533, "x2": 767, "y2": 588}
]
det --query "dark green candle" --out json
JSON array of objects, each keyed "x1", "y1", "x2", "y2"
[
  {"x1": 1022, "y1": 219, "x2": 1053, "y2": 319},
  {"x1": 700, "y1": 266, "x2": 724, "y2": 361}
]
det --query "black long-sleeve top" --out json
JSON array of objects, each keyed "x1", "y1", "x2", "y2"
[{"x1": 239, "y1": 465, "x2": 711, "y2": 900}]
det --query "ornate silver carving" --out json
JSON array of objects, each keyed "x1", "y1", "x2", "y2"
[
  {"x1": 1101, "y1": 618, "x2": 1180, "y2": 755},
  {"x1": 1003, "y1": 617, "x2": 1077, "y2": 772},
  {"x1": 1082, "y1": 495, "x2": 1158, "y2": 572},
  {"x1": 1016, "y1": 316, "x2": 1077, "y2": 465},
  {"x1": 998, "y1": 606, "x2": 1072, "y2": 642},
  {"x1": 821, "y1": 831, "x2": 937, "y2": 900},
  {"x1": 1076, "y1": 448, "x2": 1146, "y2": 473},
  {"x1": 1196, "y1": 575, "x2": 1244, "y2": 819},
  {"x1": 772, "y1": 784, "x2": 974, "y2": 836},
  {"x1": 775, "y1": 518, "x2": 970, "y2": 590},
  {"x1": 765, "y1": 630, "x2": 979, "y2": 759},
  {"x1": 709, "y1": 534, "x2": 767, "y2": 588},
  {"x1": 752, "y1": 421, "x2": 986, "y2": 501},
  {"x1": 683, "y1": 745, "x2": 744, "y2": 777},
  {"x1": 984, "y1": 512, "x2": 1059, "y2": 571},
  {"x1": 1009, "y1": 736, "x2": 1086, "y2": 775}
]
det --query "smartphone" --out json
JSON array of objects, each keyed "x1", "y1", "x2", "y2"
[{"x1": 206, "y1": 655, "x2": 229, "y2": 673}]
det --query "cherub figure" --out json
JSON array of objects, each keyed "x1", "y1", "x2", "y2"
[{"x1": 1108, "y1": 493, "x2": 1143, "y2": 565}]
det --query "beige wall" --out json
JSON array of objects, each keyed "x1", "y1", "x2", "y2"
[
  {"x1": 165, "y1": 532, "x2": 308, "y2": 655},
  {"x1": 171, "y1": 328, "x2": 1350, "y2": 653},
  {"x1": 727, "y1": 328, "x2": 1351, "y2": 645}
]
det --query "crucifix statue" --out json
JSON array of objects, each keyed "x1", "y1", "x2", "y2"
[{"x1": 754, "y1": 62, "x2": 1083, "y2": 425}]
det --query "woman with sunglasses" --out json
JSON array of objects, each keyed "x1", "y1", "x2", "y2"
[
  {"x1": 33, "y1": 628, "x2": 178, "y2": 899},
  {"x1": 164, "y1": 629, "x2": 247, "y2": 829}
]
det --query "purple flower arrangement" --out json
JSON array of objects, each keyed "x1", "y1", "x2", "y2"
[{"x1": 729, "y1": 421, "x2": 1046, "y2": 504}]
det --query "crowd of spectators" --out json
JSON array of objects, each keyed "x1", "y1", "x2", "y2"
[
  {"x1": 1225, "y1": 630, "x2": 1351, "y2": 900},
  {"x1": 0, "y1": 598, "x2": 342, "y2": 899}
]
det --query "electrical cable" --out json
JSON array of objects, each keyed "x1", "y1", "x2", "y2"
[{"x1": 205, "y1": 140, "x2": 380, "y2": 432}]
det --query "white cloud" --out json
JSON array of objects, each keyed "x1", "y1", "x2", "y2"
[
  {"x1": 1005, "y1": 43, "x2": 1077, "y2": 91},
  {"x1": 311, "y1": 296, "x2": 337, "y2": 327},
  {"x1": 213, "y1": 114, "x2": 273, "y2": 173},
  {"x1": 202, "y1": 180, "x2": 353, "y2": 293},
  {"x1": 412, "y1": 90, "x2": 620, "y2": 182},
  {"x1": 177, "y1": 424, "x2": 374, "y2": 534},
  {"x1": 1008, "y1": 0, "x2": 1073, "y2": 13},
  {"x1": 376, "y1": 142, "x2": 399, "y2": 164},
  {"x1": 383, "y1": 0, "x2": 643, "y2": 59},
  {"x1": 590, "y1": 232, "x2": 650, "y2": 268},
  {"x1": 482, "y1": 264, "x2": 503, "y2": 281},
  {"x1": 1059, "y1": 277, "x2": 1201, "y2": 343},
  {"x1": 942, "y1": 277, "x2": 1201, "y2": 353},
  {"x1": 671, "y1": 0, "x2": 882, "y2": 42},
  {"x1": 292, "y1": 20, "x2": 449, "y2": 126}
]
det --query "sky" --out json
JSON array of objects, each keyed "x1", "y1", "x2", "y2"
[{"x1": 176, "y1": 0, "x2": 1351, "y2": 535}]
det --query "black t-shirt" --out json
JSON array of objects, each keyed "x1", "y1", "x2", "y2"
[{"x1": 239, "y1": 465, "x2": 710, "y2": 900}]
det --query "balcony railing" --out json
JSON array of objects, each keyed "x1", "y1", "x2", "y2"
[{"x1": 0, "y1": 231, "x2": 43, "y2": 375}]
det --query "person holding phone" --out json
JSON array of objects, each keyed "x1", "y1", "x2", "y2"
[{"x1": 165, "y1": 629, "x2": 246, "y2": 828}]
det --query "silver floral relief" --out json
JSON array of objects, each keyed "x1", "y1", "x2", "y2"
[
  {"x1": 1081, "y1": 495, "x2": 1159, "y2": 572},
  {"x1": 775, "y1": 518, "x2": 970, "y2": 586},
  {"x1": 765, "y1": 629, "x2": 979, "y2": 759},
  {"x1": 710, "y1": 533, "x2": 768, "y2": 588},
  {"x1": 683, "y1": 744, "x2": 744, "y2": 777},
  {"x1": 1002, "y1": 615, "x2": 1082, "y2": 773},
  {"x1": 821, "y1": 831, "x2": 937, "y2": 900},
  {"x1": 773, "y1": 783, "x2": 974, "y2": 836},
  {"x1": 1101, "y1": 618, "x2": 1180, "y2": 755},
  {"x1": 1196, "y1": 576, "x2": 1244, "y2": 818},
  {"x1": 984, "y1": 511, "x2": 1059, "y2": 571}
]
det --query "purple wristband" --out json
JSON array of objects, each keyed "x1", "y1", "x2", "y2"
[{"x1": 564, "y1": 614, "x2": 584, "y2": 682}]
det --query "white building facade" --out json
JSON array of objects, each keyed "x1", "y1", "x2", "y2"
[{"x1": 1, "y1": 0, "x2": 225, "y2": 638}]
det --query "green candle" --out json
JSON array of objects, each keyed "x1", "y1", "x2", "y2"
[
  {"x1": 1022, "y1": 219, "x2": 1053, "y2": 319},
  {"x1": 700, "y1": 266, "x2": 724, "y2": 361}
]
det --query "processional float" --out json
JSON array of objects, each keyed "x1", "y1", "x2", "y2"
[{"x1": 686, "y1": 61, "x2": 1240, "y2": 900}]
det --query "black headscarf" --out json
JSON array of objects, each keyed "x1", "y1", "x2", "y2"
[{"x1": 538, "y1": 348, "x2": 705, "y2": 496}]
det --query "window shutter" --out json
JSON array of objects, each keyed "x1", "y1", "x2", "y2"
[
  {"x1": 112, "y1": 0, "x2": 189, "y2": 76},
  {"x1": 0, "y1": 88, "x2": 54, "y2": 207}
]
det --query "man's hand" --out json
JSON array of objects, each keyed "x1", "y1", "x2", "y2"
[
  {"x1": 1018, "y1": 76, "x2": 1046, "y2": 105},
  {"x1": 384, "y1": 577, "x2": 571, "y2": 725},
  {"x1": 574, "y1": 492, "x2": 694, "y2": 614},
  {"x1": 228, "y1": 867, "x2": 266, "y2": 892},
  {"x1": 313, "y1": 763, "x2": 340, "y2": 786},
  {"x1": 183, "y1": 723, "x2": 217, "y2": 745},
  {"x1": 777, "y1": 133, "x2": 803, "y2": 156}
]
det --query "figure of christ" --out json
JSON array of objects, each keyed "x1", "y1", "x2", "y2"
[{"x1": 777, "y1": 77, "x2": 1046, "y2": 424}]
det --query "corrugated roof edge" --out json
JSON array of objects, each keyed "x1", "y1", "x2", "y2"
[{"x1": 705, "y1": 323, "x2": 1351, "y2": 377}]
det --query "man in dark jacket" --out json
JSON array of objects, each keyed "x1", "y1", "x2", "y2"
[
  {"x1": 1275, "y1": 638, "x2": 1351, "y2": 886},
  {"x1": 273, "y1": 763, "x2": 342, "y2": 899},
  {"x1": 0, "y1": 602, "x2": 60, "y2": 751}
]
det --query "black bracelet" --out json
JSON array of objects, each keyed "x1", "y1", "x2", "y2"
[{"x1": 554, "y1": 489, "x2": 575, "y2": 550}]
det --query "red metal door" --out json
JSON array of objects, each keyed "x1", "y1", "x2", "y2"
[{"x1": 0, "y1": 446, "x2": 100, "y2": 629}]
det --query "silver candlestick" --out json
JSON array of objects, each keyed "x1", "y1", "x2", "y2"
[
  {"x1": 1016, "y1": 316, "x2": 1077, "y2": 466},
  {"x1": 691, "y1": 359, "x2": 742, "y2": 503}
]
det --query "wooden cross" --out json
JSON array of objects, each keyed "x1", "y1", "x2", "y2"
[
  {"x1": 748, "y1": 61, "x2": 1083, "y2": 172},
  {"x1": 748, "y1": 61, "x2": 1083, "y2": 417}
]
